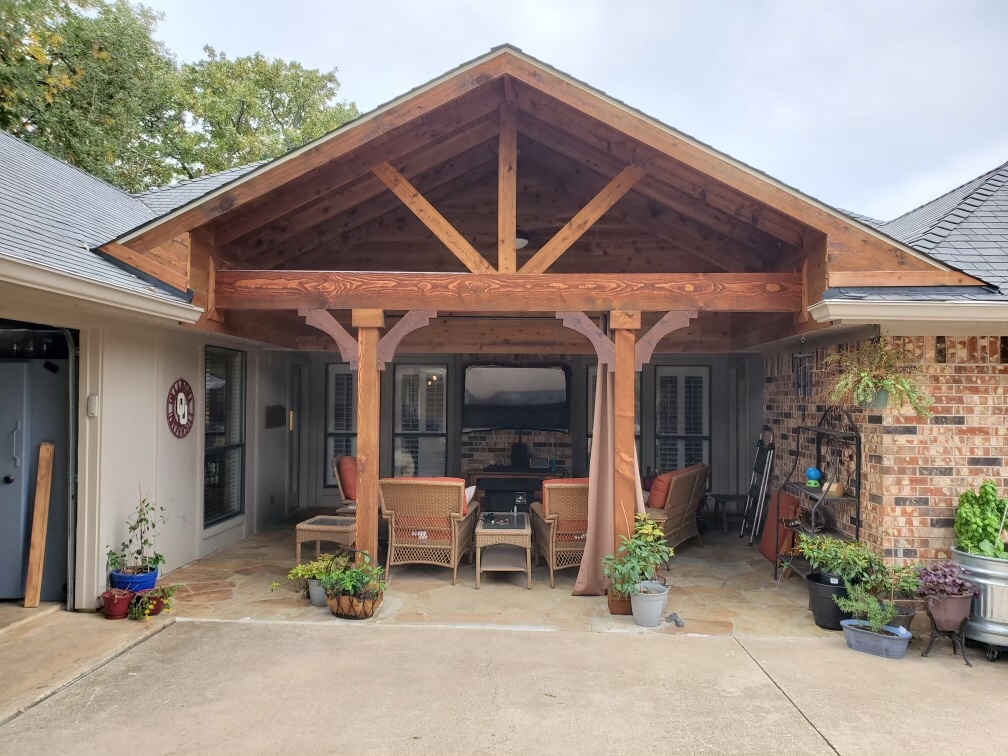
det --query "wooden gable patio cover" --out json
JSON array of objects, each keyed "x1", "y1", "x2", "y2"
[{"x1": 99, "y1": 46, "x2": 979, "y2": 561}]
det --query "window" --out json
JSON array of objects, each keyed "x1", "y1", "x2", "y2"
[
  {"x1": 654, "y1": 366, "x2": 710, "y2": 473},
  {"x1": 324, "y1": 364, "x2": 356, "y2": 488},
  {"x1": 204, "y1": 347, "x2": 246, "y2": 526},
  {"x1": 587, "y1": 365, "x2": 641, "y2": 462},
  {"x1": 394, "y1": 365, "x2": 447, "y2": 476}
]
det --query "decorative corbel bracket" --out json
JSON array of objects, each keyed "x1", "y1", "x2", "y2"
[
  {"x1": 299, "y1": 308, "x2": 357, "y2": 368},
  {"x1": 377, "y1": 310, "x2": 436, "y2": 370},
  {"x1": 556, "y1": 311, "x2": 615, "y2": 369},
  {"x1": 634, "y1": 311, "x2": 698, "y2": 370}
]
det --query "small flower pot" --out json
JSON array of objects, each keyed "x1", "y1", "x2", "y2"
[
  {"x1": 887, "y1": 605, "x2": 916, "y2": 631},
  {"x1": 607, "y1": 589, "x2": 632, "y2": 616},
  {"x1": 807, "y1": 573, "x2": 851, "y2": 630},
  {"x1": 102, "y1": 590, "x2": 134, "y2": 620},
  {"x1": 841, "y1": 620, "x2": 912, "y2": 659},
  {"x1": 630, "y1": 580, "x2": 669, "y2": 627},
  {"x1": 307, "y1": 579, "x2": 327, "y2": 607},
  {"x1": 858, "y1": 388, "x2": 889, "y2": 411},
  {"x1": 927, "y1": 594, "x2": 973, "y2": 632},
  {"x1": 109, "y1": 568, "x2": 158, "y2": 592}
]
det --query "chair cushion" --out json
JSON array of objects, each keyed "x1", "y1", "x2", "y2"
[
  {"x1": 648, "y1": 471, "x2": 676, "y2": 509},
  {"x1": 337, "y1": 456, "x2": 357, "y2": 501}
]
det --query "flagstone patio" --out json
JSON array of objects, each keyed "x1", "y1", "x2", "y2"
[{"x1": 162, "y1": 518, "x2": 868, "y2": 638}]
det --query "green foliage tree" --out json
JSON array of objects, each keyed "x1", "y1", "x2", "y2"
[{"x1": 1, "y1": 0, "x2": 358, "y2": 192}]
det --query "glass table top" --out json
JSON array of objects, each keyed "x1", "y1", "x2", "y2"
[
  {"x1": 478, "y1": 512, "x2": 528, "y2": 530},
  {"x1": 300, "y1": 516, "x2": 356, "y2": 528}
]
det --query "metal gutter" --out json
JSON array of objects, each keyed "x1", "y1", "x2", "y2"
[{"x1": 808, "y1": 298, "x2": 1008, "y2": 324}]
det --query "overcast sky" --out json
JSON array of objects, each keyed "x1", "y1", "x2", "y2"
[{"x1": 147, "y1": 0, "x2": 1008, "y2": 221}]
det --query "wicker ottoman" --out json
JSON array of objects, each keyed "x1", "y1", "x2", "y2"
[{"x1": 295, "y1": 515, "x2": 356, "y2": 563}]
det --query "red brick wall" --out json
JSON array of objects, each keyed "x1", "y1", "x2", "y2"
[{"x1": 765, "y1": 334, "x2": 1008, "y2": 563}]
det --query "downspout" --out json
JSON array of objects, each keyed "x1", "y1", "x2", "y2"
[{"x1": 62, "y1": 328, "x2": 77, "y2": 611}]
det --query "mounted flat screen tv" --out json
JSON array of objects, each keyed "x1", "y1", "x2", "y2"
[{"x1": 462, "y1": 365, "x2": 570, "y2": 432}]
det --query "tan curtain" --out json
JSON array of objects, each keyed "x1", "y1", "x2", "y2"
[{"x1": 574, "y1": 366, "x2": 645, "y2": 595}]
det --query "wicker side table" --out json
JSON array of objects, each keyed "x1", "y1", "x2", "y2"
[
  {"x1": 295, "y1": 515, "x2": 356, "y2": 564},
  {"x1": 475, "y1": 512, "x2": 532, "y2": 590}
]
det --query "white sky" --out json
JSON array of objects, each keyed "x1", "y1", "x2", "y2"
[{"x1": 147, "y1": 0, "x2": 1008, "y2": 221}]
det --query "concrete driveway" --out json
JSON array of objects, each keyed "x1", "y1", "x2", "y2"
[{"x1": 0, "y1": 620, "x2": 1002, "y2": 756}]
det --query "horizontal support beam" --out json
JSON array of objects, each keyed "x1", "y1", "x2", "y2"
[
  {"x1": 827, "y1": 270, "x2": 983, "y2": 288},
  {"x1": 216, "y1": 271, "x2": 802, "y2": 313}
]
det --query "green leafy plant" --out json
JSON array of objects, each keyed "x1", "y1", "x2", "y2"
[
  {"x1": 833, "y1": 580, "x2": 898, "y2": 634},
  {"x1": 823, "y1": 340, "x2": 933, "y2": 417},
  {"x1": 319, "y1": 552, "x2": 385, "y2": 601},
  {"x1": 126, "y1": 583, "x2": 182, "y2": 620},
  {"x1": 601, "y1": 514, "x2": 673, "y2": 598},
  {"x1": 795, "y1": 534, "x2": 884, "y2": 585},
  {"x1": 955, "y1": 480, "x2": 1008, "y2": 559},
  {"x1": 106, "y1": 494, "x2": 167, "y2": 575},
  {"x1": 864, "y1": 562, "x2": 920, "y2": 605}
]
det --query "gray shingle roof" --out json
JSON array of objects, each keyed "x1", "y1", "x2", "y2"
[
  {"x1": 868, "y1": 161, "x2": 1008, "y2": 290},
  {"x1": 825, "y1": 286, "x2": 1007, "y2": 303},
  {"x1": 0, "y1": 131, "x2": 188, "y2": 304},
  {"x1": 134, "y1": 161, "x2": 267, "y2": 215}
]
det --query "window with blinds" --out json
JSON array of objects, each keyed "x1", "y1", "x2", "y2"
[
  {"x1": 394, "y1": 365, "x2": 447, "y2": 477},
  {"x1": 655, "y1": 366, "x2": 710, "y2": 473},
  {"x1": 325, "y1": 364, "x2": 357, "y2": 488},
  {"x1": 204, "y1": 346, "x2": 246, "y2": 526}
]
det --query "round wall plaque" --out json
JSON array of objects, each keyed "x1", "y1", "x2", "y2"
[{"x1": 166, "y1": 378, "x2": 195, "y2": 439}]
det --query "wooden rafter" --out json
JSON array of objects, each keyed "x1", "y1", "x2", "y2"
[
  {"x1": 827, "y1": 270, "x2": 980, "y2": 288},
  {"x1": 216, "y1": 271, "x2": 802, "y2": 312},
  {"x1": 377, "y1": 310, "x2": 436, "y2": 369},
  {"x1": 519, "y1": 164, "x2": 647, "y2": 274},
  {"x1": 372, "y1": 162, "x2": 494, "y2": 274},
  {"x1": 299, "y1": 308, "x2": 358, "y2": 367},
  {"x1": 555, "y1": 311, "x2": 614, "y2": 366},
  {"x1": 497, "y1": 104, "x2": 518, "y2": 273},
  {"x1": 634, "y1": 311, "x2": 697, "y2": 369}
]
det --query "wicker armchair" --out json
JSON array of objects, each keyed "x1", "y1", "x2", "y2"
[
  {"x1": 379, "y1": 477, "x2": 478, "y2": 585},
  {"x1": 530, "y1": 478, "x2": 589, "y2": 588},
  {"x1": 645, "y1": 464, "x2": 710, "y2": 550}
]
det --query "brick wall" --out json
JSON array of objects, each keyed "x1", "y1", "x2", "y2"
[
  {"x1": 765, "y1": 334, "x2": 1008, "y2": 563},
  {"x1": 459, "y1": 353, "x2": 575, "y2": 477}
]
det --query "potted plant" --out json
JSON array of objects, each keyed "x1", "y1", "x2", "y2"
[
  {"x1": 864, "y1": 563, "x2": 921, "y2": 630},
  {"x1": 106, "y1": 495, "x2": 166, "y2": 592},
  {"x1": 916, "y1": 561, "x2": 978, "y2": 632},
  {"x1": 281, "y1": 554, "x2": 350, "y2": 607},
  {"x1": 822, "y1": 339, "x2": 933, "y2": 417},
  {"x1": 601, "y1": 514, "x2": 673, "y2": 627},
  {"x1": 319, "y1": 552, "x2": 386, "y2": 620},
  {"x1": 795, "y1": 534, "x2": 884, "y2": 630},
  {"x1": 834, "y1": 581, "x2": 913, "y2": 659},
  {"x1": 128, "y1": 583, "x2": 183, "y2": 619},
  {"x1": 101, "y1": 587, "x2": 134, "y2": 620}
]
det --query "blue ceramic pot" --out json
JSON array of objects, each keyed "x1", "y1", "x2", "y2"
[{"x1": 109, "y1": 568, "x2": 158, "y2": 592}]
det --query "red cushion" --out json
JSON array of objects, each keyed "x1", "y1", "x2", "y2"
[
  {"x1": 337, "y1": 456, "x2": 357, "y2": 500},
  {"x1": 648, "y1": 471, "x2": 676, "y2": 509}
]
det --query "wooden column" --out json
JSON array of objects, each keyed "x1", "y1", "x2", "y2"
[
  {"x1": 354, "y1": 309, "x2": 384, "y2": 562},
  {"x1": 611, "y1": 310, "x2": 641, "y2": 548}
]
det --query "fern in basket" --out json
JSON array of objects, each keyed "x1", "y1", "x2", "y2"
[{"x1": 823, "y1": 340, "x2": 933, "y2": 418}]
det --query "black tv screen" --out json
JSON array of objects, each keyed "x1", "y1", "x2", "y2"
[{"x1": 462, "y1": 365, "x2": 569, "y2": 432}]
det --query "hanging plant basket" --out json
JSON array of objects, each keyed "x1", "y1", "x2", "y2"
[{"x1": 327, "y1": 593, "x2": 383, "y2": 620}]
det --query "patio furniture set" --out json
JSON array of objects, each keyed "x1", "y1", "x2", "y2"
[{"x1": 296, "y1": 459, "x2": 713, "y2": 589}]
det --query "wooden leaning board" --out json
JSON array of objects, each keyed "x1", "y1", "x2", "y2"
[{"x1": 24, "y1": 442, "x2": 55, "y2": 608}]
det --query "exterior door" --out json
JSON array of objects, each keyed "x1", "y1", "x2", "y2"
[
  {"x1": 0, "y1": 363, "x2": 30, "y2": 598},
  {"x1": 654, "y1": 366, "x2": 711, "y2": 473}
]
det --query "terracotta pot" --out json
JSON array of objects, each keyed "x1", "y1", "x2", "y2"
[
  {"x1": 102, "y1": 590, "x2": 134, "y2": 620},
  {"x1": 607, "y1": 589, "x2": 632, "y2": 616},
  {"x1": 327, "y1": 593, "x2": 383, "y2": 620},
  {"x1": 928, "y1": 594, "x2": 973, "y2": 633}
]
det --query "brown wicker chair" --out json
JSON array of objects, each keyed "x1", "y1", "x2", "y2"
[
  {"x1": 379, "y1": 477, "x2": 478, "y2": 585},
  {"x1": 530, "y1": 478, "x2": 589, "y2": 588},
  {"x1": 645, "y1": 464, "x2": 710, "y2": 550}
]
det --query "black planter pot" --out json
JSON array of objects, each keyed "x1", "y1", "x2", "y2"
[
  {"x1": 888, "y1": 605, "x2": 916, "y2": 631},
  {"x1": 807, "y1": 572, "x2": 851, "y2": 630}
]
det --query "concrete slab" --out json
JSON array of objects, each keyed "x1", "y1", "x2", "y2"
[
  {"x1": 0, "y1": 610, "x2": 171, "y2": 725},
  {"x1": 0, "y1": 602, "x2": 60, "y2": 635},
  {"x1": 738, "y1": 636, "x2": 1007, "y2": 756},
  {"x1": 1, "y1": 622, "x2": 834, "y2": 756}
]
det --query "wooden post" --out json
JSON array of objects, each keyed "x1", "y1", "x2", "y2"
[
  {"x1": 497, "y1": 104, "x2": 517, "y2": 273},
  {"x1": 354, "y1": 309, "x2": 383, "y2": 563},
  {"x1": 24, "y1": 442, "x2": 55, "y2": 608},
  {"x1": 611, "y1": 310, "x2": 640, "y2": 549}
]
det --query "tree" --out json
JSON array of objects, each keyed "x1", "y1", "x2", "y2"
[{"x1": 0, "y1": 0, "x2": 358, "y2": 192}]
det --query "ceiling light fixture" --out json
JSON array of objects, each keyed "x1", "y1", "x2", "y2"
[{"x1": 515, "y1": 229, "x2": 530, "y2": 250}]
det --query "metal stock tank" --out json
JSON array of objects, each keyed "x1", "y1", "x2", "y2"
[{"x1": 953, "y1": 548, "x2": 1008, "y2": 661}]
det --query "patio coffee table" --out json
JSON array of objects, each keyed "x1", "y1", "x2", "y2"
[
  {"x1": 295, "y1": 515, "x2": 356, "y2": 564},
  {"x1": 475, "y1": 511, "x2": 531, "y2": 590}
]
